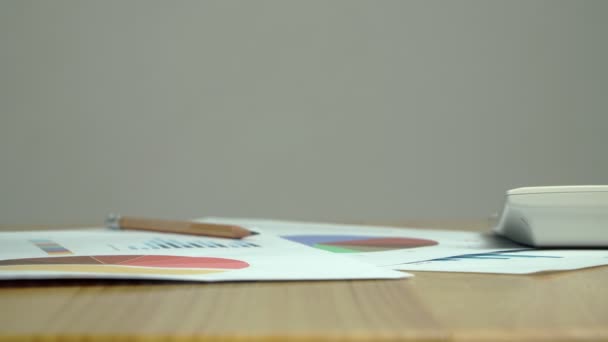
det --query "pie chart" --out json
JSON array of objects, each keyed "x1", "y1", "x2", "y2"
[
  {"x1": 0, "y1": 255, "x2": 249, "y2": 275},
  {"x1": 281, "y1": 235, "x2": 438, "y2": 253}
]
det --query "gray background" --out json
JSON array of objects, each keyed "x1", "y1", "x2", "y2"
[{"x1": 1, "y1": 0, "x2": 607, "y2": 226}]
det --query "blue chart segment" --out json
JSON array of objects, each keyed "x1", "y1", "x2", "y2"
[
  {"x1": 432, "y1": 250, "x2": 563, "y2": 262},
  {"x1": 125, "y1": 238, "x2": 260, "y2": 251}
]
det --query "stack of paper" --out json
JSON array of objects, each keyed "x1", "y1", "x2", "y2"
[{"x1": 1, "y1": 217, "x2": 607, "y2": 282}]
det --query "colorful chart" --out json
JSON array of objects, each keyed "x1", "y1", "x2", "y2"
[
  {"x1": 0, "y1": 255, "x2": 249, "y2": 275},
  {"x1": 281, "y1": 235, "x2": 438, "y2": 253},
  {"x1": 29, "y1": 239, "x2": 73, "y2": 255}
]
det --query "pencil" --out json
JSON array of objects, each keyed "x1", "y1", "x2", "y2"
[{"x1": 105, "y1": 215, "x2": 255, "y2": 239}]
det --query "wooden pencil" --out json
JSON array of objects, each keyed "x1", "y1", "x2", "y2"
[{"x1": 107, "y1": 215, "x2": 254, "y2": 239}]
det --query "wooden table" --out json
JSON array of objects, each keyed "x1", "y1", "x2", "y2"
[{"x1": 1, "y1": 221, "x2": 607, "y2": 342}]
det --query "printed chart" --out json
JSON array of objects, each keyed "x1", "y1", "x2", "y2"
[
  {"x1": 393, "y1": 249, "x2": 608, "y2": 274},
  {"x1": 281, "y1": 235, "x2": 438, "y2": 253},
  {"x1": 0, "y1": 229, "x2": 409, "y2": 281},
  {"x1": 115, "y1": 237, "x2": 260, "y2": 251},
  {"x1": 0, "y1": 255, "x2": 249, "y2": 275},
  {"x1": 428, "y1": 250, "x2": 560, "y2": 262}
]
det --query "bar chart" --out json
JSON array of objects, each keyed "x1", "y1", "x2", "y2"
[{"x1": 120, "y1": 238, "x2": 260, "y2": 251}]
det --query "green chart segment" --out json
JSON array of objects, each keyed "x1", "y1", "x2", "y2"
[{"x1": 281, "y1": 235, "x2": 439, "y2": 253}]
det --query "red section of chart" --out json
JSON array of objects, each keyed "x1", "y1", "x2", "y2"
[
  {"x1": 0, "y1": 255, "x2": 249, "y2": 270},
  {"x1": 117, "y1": 255, "x2": 248, "y2": 269},
  {"x1": 330, "y1": 237, "x2": 438, "y2": 248}
]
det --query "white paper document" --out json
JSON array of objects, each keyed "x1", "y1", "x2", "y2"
[
  {"x1": 202, "y1": 217, "x2": 608, "y2": 274},
  {"x1": 201, "y1": 217, "x2": 522, "y2": 266},
  {"x1": 0, "y1": 229, "x2": 408, "y2": 282}
]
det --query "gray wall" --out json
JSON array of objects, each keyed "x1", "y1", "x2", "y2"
[{"x1": 1, "y1": 0, "x2": 607, "y2": 226}]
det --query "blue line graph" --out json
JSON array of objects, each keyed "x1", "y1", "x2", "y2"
[{"x1": 431, "y1": 249, "x2": 563, "y2": 262}]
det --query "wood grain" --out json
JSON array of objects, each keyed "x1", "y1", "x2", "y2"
[{"x1": 1, "y1": 221, "x2": 607, "y2": 342}]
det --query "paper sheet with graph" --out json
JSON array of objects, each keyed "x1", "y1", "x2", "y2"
[
  {"x1": 202, "y1": 217, "x2": 608, "y2": 274},
  {"x1": 201, "y1": 217, "x2": 523, "y2": 266},
  {"x1": 0, "y1": 229, "x2": 408, "y2": 282},
  {"x1": 391, "y1": 249, "x2": 608, "y2": 274}
]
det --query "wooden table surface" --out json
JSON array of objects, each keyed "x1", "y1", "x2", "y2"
[{"x1": 1, "y1": 221, "x2": 607, "y2": 342}]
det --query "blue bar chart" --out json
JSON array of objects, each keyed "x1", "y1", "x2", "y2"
[{"x1": 125, "y1": 238, "x2": 260, "y2": 251}]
